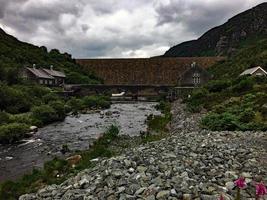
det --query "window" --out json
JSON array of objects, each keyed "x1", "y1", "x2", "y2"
[
  {"x1": 193, "y1": 73, "x2": 200, "y2": 85},
  {"x1": 39, "y1": 79, "x2": 43, "y2": 84}
]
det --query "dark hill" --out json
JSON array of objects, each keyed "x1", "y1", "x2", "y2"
[{"x1": 163, "y1": 3, "x2": 267, "y2": 57}]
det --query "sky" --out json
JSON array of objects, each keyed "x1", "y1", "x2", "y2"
[{"x1": 0, "y1": 0, "x2": 265, "y2": 58}]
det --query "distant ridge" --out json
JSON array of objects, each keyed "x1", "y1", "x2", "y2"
[{"x1": 163, "y1": 3, "x2": 267, "y2": 57}]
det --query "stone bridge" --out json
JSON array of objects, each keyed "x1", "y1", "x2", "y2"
[{"x1": 65, "y1": 84, "x2": 195, "y2": 101}]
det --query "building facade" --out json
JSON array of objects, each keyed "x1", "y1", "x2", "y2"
[
  {"x1": 22, "y1": 66, "x2": 65, "y2": 86},
  {"x1": 178, "y1": 62, "x2": 212, "y2": 87}
]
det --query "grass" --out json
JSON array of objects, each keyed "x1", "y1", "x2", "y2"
[{"x1": 147, "y1": 101, "x2": 172, "y2": 133}]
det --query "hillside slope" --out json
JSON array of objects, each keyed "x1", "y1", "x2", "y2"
[
  {"x1": 209, "y1": 37, "x2": 267, "y2": 79},
  {"x1": 0, "y1": 28, "x2": 100, "y2": 84},
  {"x1": 163, "y1": 3, "x2": 267, "y2": 57}
]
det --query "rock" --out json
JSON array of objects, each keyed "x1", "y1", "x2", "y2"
[
  {"x1": 137, "y1": 166, "x2": 147, "y2": 173},
  {"x1": 30, "y1": 126, "x2": 38, "y2": 132},
  {"x1": 225, "y1": 182, "x2": 235, "y2": 190},
  {"x1": 183, "y1": 194, "x2": 192, "y2": 200},
  {"x1": 156, "y1": 190, "x2": 170, "y2": 199},
  {"x1": 241, "y1": 172, "x2": 252, "y2": 178},
  {"x1": 66, "y1": 155, "x2": 82, "y2": 167},
  {"x1": 135, "y1": 187, "x2": 146, "y2": 195}
]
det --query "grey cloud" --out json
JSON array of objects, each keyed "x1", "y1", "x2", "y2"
[
  {"x1": 155, "y1": 0, "x2": 261, "y2": 36},
  {"x1": 0, "y1": 0, "x2": 266, "y2": 58}
]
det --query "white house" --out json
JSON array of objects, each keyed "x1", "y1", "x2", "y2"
[{"x1": 240, "y1": 66, "x2": 267, "y2": 76}]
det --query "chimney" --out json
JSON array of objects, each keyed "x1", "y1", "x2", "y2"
[
  {"x1": 50, "y1": 65, "x2": 54, "y2": 70},
  {"x1": 33, "y1": 64, "x2": 36, "y2": 69}
]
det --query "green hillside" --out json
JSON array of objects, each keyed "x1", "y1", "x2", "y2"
[
  {"x1": 186, "y1": 37, "x2": 267, "y2": 131},
  {"x1": 0, "y1": 28, "x2": 100, "y2": 84},
  {"x1": 209, "y1": 37, "x2": 267, "y2": 78}
]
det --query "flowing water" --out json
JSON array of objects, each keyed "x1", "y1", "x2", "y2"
[{"x1": 0, "y1": 102, "x2": 160, "y2": 182}]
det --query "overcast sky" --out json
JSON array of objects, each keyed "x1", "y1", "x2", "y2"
[{"x1": 0, "y1": 0, "x2": 265, "y2": 58}]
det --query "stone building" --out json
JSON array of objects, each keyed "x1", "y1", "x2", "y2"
[
  {"x1": 22, "y1": 66, "x2": 65, "y2": 86},
  {"x1": 178, "y1": 62, "x2": 212, "y2": 87}
]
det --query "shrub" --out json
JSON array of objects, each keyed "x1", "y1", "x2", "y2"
[
  {"x1": 0, "y1": 84, "x2": 32, "y2": 114},
  {"x1": 82, "y1": 95, "x2": 111, "y2": 109},
  {"x1": 187, "y1": 88, "x2": 209, "y2": 112},
  {"x1": 66, "y1": 97, "x2": 84, "y2": 112},
  {"x1": 205, "y1": 79, "x2": 232, "y2": 92},
  {"x1": 48, "y1": 100, "x2": 66, "y2": 121},
  {"x1": 232, "y1": 78, "x2": 254, "y2": 93},
  {"x1": 42, "y1": 93, "x2": 60, "y2": 104},
  {"x1": 0, "y1": 111, "x2": 10, "y2": 125},
  {"x1": 201, "y1": 112, "x2": 240, "y2": 131},
  {"x1": 0, "y1": 123, "x2": 29, "y2": 144},
  {"x1": 31, "y1": 105, "x2": 57, "y2": 125}
]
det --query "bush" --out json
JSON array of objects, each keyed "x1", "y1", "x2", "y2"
[
  {"x1": 66, "y1": 97, "x2": 84, "y2": 112},
  {"x1": 82, "y1": 95, "x2": 111, "y2": 109},
  {"x1": 0, "y1": 84, "x2": 32, "y2": 114},
  {"x1": 0, "y1": 111, "x2": 10, "y2": 125},
  {"x1": 42, "y1": 93, "x2": 60, "y2": 104},
  {"x1": 205, "y1": 79, "x2": 232, "y2": 92},
  {"x1": 187, "y1": 88, "x2": 209, "y2": 112},
  {"x1": 0, "y1": 123, "x2": 29, "y2": 144},
  {"x1": 48, "y1": 100, "x2": 66, "y2": 121},
  {"x1": 31, "y1": 105, "x2": 57, "y2": 125},
  {"x1": 201, "y1": 112, "x2": 241, "y2": 131},
  {"x1": 232, "y1": 77, "x2": 254, "y2": 93}
]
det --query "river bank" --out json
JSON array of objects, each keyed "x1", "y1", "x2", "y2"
[
  {"x1": 19, "y1": 100, "x2": 267, "y2": 200},
  {"x1": 0, "y1": 102, "x2": 160, "y2": 182}
]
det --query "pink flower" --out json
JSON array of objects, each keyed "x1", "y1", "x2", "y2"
[
  {"x1": 234, "y1": 177, "x2": 247, "y2": 189},
  {"x1": 256, "y1": 182, "x2": 267, "y2": 197},
  {"x1": 219, "y1": 194, "x2": 224, "y2": 200}
]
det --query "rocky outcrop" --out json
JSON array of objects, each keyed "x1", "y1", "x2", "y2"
[
  {"x1": 163, "y1": 3, "x2": 267, "y2": 57},
  {"x1": 20, "y1": 101, "x2": 267, "y2": 200}
]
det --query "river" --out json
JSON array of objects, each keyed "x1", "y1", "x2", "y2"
[{"x1": 0, "y1": 102, "x2": 160, "y2": 182}]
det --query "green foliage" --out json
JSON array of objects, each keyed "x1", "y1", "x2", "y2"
[
  {"x1": 0, "y1": 123, "x2": 29, "y2": 144},
  {"x1": 209, "y1": 38, "x2": 267, "y2": 79},
  {"x1": 82, "y1": 95, "x2": 111, "y2": 109},
  {"x1": 0, "y1": 84, "x2": 32, "y2": 114},
  {"x1": 31, "y1": 105, "x2": 57, "y2": 125},
  {"x1": 42, "y1": 93, "x2": 60, "y2": 104},
  {"x1": 190, "y1": 76, "x2": 267, "y2": 131},
  {"x1": 66, "y1": 97, "x2": 84, "y2": 112},
  {"x1": 48, "y1": 101, "x2": 66, "y2": 121},
  {"x1": 0, "y1": 111, "x2": 10, "y2": 125},
  {"x1": 148, "y1": 101, "x2": 172, "y2": 133},
  {"x1": 204, "y1": 79, "x2": 232, "y2": 93},
  {"x1": 201, "y1": 112, "x2": 240, "y2": 131},
  {"x1": 232, "y1": 77, "x2": 254, "y2": 93},
  {"x1": 186, "y1": 88, "x2": 209, "y2": 112}
]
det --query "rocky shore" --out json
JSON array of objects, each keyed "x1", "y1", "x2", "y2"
[{"x1": 20, "y1": 100, "x2": 267, "y2": 200}]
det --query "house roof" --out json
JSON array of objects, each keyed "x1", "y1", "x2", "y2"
[
  {"x1": 42, "y1": 68, "x2": 66, "y2": 78},
  {"x1": 240, "y1": 66, "x2": 267, "y2": 76},
  {"x1": 26, "y1": 67, "x2": 54, "y2": 79}
]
